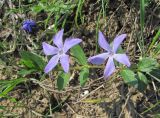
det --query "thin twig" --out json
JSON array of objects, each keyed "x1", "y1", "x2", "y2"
[
  {"x1": 65, "y1": 103, "x2": 77, "y2": 114},
  {"x1": 74, "y1": 84, "x2": 104, "y2": 104},
  {"x1": 118, "y1": 93, "x2": 131, "y2": 118},
  {"x1": 31, "y1": 110, "x2": 43, "y2": 117}
]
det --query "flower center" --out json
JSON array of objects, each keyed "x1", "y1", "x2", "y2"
[
  {"x1": 109, "y1": 51, "x2": 114, "y2": 56},
  {"x1": 58, "y1": 49, "x2": 64, "y2": 55}
]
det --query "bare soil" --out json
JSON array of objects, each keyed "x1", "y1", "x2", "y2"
[{"x1": 0, "y1": 0, "x2": 160, "y2": 118}]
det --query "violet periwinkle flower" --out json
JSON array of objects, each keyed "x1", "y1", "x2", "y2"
[
  {"x1": 22, "y1": 19, "x2": 36, "y2": 33},
  {"x1": 43, "y1": 29, "x2": 82, "y2": 73},
  {"x1": 88, "y1": 31, "x2": 131, "y2": 79}
]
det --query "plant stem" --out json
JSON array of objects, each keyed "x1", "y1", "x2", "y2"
[
  {"x1": 70, "y1": 65, "x2": 104, "y2": 70},
  {"x1": 140, "y1": 0, "x2": 145, "y2": 55},
  {"x1": 148, "y1": 29, "x2": 160, "y2": 52}
]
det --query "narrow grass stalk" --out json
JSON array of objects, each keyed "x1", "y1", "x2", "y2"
[
  {"x1": 102, "y1": 0, "x2": 105, "y2": 18},
  {"x1": 75, "y1": 0, "x2": 84, "y2": 27},
  {"x1": 95, "y1": 9, "x2": 102, "y2": 53},
  {"x1": 101, "y1": 0, "x2": 109, "y2": 17},
  {"x1": 140, "y1": 0, "x2": 145, "y2": 31},
  {"x1": 140, "y1": 0, "x2": 145, "y2": 55},
  {"x1": 141, "y1": 100, "x2": 160, "y2": 114},
  {"x1": 146, "y1": 72, "x2": 160, "y2": 83},
  {"x1": 148, "y1": 29, "x2": 160, "y2": 52}
]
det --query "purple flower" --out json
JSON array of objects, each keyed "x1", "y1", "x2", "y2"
[
  {"x1": 43, "y1": 29, "x2": 82, "y2": 73},
  {"x1": 22, "y1": 19, "x2": 36, "y2": 33},
  {"x1": 88, "y1": 31, "x2": 131, "y2": 79}
]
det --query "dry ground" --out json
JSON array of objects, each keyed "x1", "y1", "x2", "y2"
[{"x1": 0, "y1": 0, "x2": 160, "y2": 117}]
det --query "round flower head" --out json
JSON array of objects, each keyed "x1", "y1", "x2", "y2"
[{"x1": 22, "y1": 19, "x2": 36, "y2": 33}]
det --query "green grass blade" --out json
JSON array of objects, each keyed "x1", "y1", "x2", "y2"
[
  {"x1": 148, "y1": 29, "x2": 160, "y2": 51},
  {"x1": 140, "y1": 0, "x2": 145, "y2": 55},
  {"x1": 140, "y1": 0, "x2": 145, "y2": 31},
  {"x1": 95, "y1": 10, "x2": 102, "y2": 53},
  {"x1": 75, "y1": 0, "x2": 84, "y2": 27}
]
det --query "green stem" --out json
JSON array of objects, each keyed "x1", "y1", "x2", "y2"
[
  {"x1": 55, "y1": 65, "x2": 104, "y2": 72},
  {"x1": 146, "y1": 72, "x2": 160, "y2": 83},
  {"x1": 148, "y1": 29, "x2": 160, "y2": 52},
  {"x1": 141, "y1": 100, "x2": 160, "y2": 114},
  {"x1": 140, "y1": 0, "x2": 145, "y2": 56},
  {"x1": 70, "y1": 65, "x2": 104, "y2": 70},
  {"x1": 95, "y1": 9, "x2": 102, "y2": 53}
]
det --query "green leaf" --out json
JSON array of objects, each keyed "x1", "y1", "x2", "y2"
[
  {"x1": 137, "y1": 72, "x2": 148, "y2": 92},
  {"x1": 70, "y1": 45, "x2": 87, "y2": 65},
  {"x1": 138, "y1": 57, "x2": 158, "y2": 72},
  {"x1": 20, "y1": 59, "x2": 35, "y2": 69},
  {"x1": 154, "y1": 43, "x2": 160, "y2": 55},
  {"x1": 40, "y1": 0, "x2": 48, "y2": 3},
  {"x1": 79, "y1": 68, "x2": 89, "y2": 86},
  {"x1": 140, "y1": 0, "x2": 145, "y2": 31},
  {"x1": 149, "y1": 29, "x2": 160, "y2": 51},
  {"x1": 0, "y1": 59, "x2": 6, "y2": 68},
  {"x1": 121, "y1": 69, "x2": 149, "y2": 91},
  {"x1": 57, "y1": 72, "x2": 70, "y2": 90},
  {"x1": 20, "y1": 51, "x2": 46, "y2": 71},
  {"x1": 31, "y1": 5, "x2": 44, "y2": 13},
  {"x1": 0, "y1": 78, "x2": 26, "y2": 97},
  {"x1": 121, "y1": 69, "x2": 138, "y2": 87},
  {"x1": 18, "y1": 69, "x2": 36, "y2": 76},
  {"x1": 0, "y1": 106, "x2": 5, "y2": 110},
  {"x1": 150, "y1": 69, "x2": 160, "y2": 79},
  {"x1": 154, "y1": 114, "x2": 160, "y2": 118}
]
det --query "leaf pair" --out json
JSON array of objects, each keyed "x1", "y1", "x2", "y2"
[
  {"x1": 121, "y1": 69, "x2": 148, "y2": 92},
  {"x1": 71, "y1": 45, "x2": 89, "y2": 86},
  {"x1": 57, "y1": 45, "x2": 89, "y2": 90},
  {"x1": 0, "y1": 78, "x2": 25, "y2": 97},
  {"x1": 19, "y1": 51, "x2": 46, "y2": 76},
  {"x1": 121, "y1": 57, "x2": 159, "y2": 91}
]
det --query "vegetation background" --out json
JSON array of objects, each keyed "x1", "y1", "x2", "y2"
[{"x1": 0, "y1": 0, "x2": 160, "y2": 117}]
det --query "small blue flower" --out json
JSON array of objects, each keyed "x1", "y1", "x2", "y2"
[
  {"x1": 88, "y1": 31, "x2": 131, "y2": 79},
  {"x1": 43, "y1": 29, "x2": 82, "y2": 73},
  {"x1": 22, "y1": 19, "x2": 36, "y2": 33}
]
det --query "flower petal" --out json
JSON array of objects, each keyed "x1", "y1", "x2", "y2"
[
  {"x1": 22, "y1": 24, "x2": 28, "y2": 30},
  {"x1": 23, "y1": 20, "x2": 36, "y2": 26},
  {"x1": 113, "y1": 54, "x2": 131, "y2": 67},
  {"x1": 63, "y1": 38, "x2": 82, "y2": 53},
  {"x1": 113, "y1": 34, "x2": 127, "y2": 53},
  {"x1": 88, "y1": 53, "x2": 110, "y2": 65},
  {"x1": 22, "y1": 20, "x2": 36, "y2": 33},
  {"x1": 104, "y1": 57, "x2": 115, "y2": 79},
  {"x1": 53, "y1": 29, "x2": 64, "y2": 48},
  {"x1": 42, "y1": 42, "x2": 58, "y2": 55},
  {"x1": 98, "y1": 31, "x2": 112, "y2": 52},
  {"x1": 28, "y1": 27, "x2": 32, "y2": 33},
  {"x1": 44, "y1": 55, "x2": 59, "y2": 73},
  {"x1": 60, "y1": 54, "x2": 69, "y2": 73}
]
